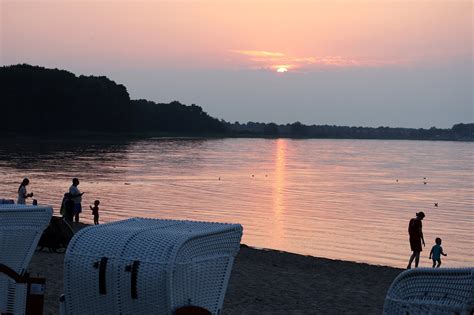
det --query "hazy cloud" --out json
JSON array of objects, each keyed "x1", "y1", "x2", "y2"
[
  {"x1": 231, "y1": 50, "x2": 286, "y2": 58},
  {"x1": 230, "y1": 50, "x2": 412, "y2": 72}
]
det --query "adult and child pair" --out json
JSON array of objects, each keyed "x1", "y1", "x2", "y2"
[{"x1": 407, "y1": 211, "x2": 447, "y2": 269}]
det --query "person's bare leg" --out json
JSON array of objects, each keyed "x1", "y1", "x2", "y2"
[
  {"x1": 432, "y1": 260, "x2": 436, "y2": 268},
  {"x1": 414, "y1": 252, "x2": 420, "y2": 267},
  {"x1": 407, "y1": 252, "x2": 416, "y2": 269},
  {"x1": 437, "y1": 260, "x2": 441, "y2": 268}
]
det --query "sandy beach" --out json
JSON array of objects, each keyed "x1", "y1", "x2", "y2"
[{"x1": 29, "y1": 243, "x2": 402, "y2": 314}]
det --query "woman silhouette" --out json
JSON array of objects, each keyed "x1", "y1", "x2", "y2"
[
  {"x1": 407, "y1": 211, "x2": 425, "y2": 269},
  {"x1": 17, "y1": 178, "x2": 33, "y2": 204}
]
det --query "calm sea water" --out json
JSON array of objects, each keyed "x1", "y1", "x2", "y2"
[{"x1": 0, "y1": 137, "x2": 472, "y2": 268}]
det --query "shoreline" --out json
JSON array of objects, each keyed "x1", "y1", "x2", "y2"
[
  {"x1": 1, "y1": 132, "x2": 472, "y2": 143},
  {"x1": 30, "y1": 242, "x2": 402, "y2": 314}
]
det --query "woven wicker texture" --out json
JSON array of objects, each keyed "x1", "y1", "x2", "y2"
[
  {"x1": 63, "y1": 218, "x2": 243, "y2": 315},
  {"x1": 383, "y1": 268, "x2": 474, "y2": 315},
  {"x1": 0, "y1": 204, "x2": 53, "y2": 314}
]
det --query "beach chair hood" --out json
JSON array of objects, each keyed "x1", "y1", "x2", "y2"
[{"x1": 62, "y1": 217, "x2": 243, "y2": 315}]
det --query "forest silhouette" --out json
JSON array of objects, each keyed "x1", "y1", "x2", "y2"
[
  {"x1": 0, "y1": 64, "x2": 224, "y2": 134},
  {"x1": 1, "y1": 64, "x2": 471, "y2": 140}
]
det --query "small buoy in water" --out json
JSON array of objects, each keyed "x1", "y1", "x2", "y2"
[
  {"x1": 434, "y1": 203, "x2": 438, "y2": 207},
  {"x1": 423, "y1": 177, "x2": 426, "y2": 180},
  {"x1": 218, "y1": 177, "x2": 221, "y2": 181},
  {"x1": 396, "y1": 179, "x2": 398, "y2": 182},
  {"x1": 124, "y1": 182, "x2": 131, "y2": 185},
  {"x1": 252, "y1": 174, "x2": 254, "y2": 177},
  {"x1": 265, "y1": 174, "x2": 268, "y2": 177},
  {"x1": 424, "y1": 181, "x2": 427, "y2": 185}
]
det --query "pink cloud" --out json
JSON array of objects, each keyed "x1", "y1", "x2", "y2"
[{"x1": 231, "y1": 50, "x2": 411, "y2": 72}]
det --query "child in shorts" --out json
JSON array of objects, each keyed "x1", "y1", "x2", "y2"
[{"x1": 429, "y1": 237, "x2": 447, "y2": 268}]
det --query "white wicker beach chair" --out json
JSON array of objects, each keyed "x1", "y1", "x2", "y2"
[
  {"x1": 383, "y1": 268, "x2": 474, "y2": 315},
  {"x1": 0, "y1": 204, "x2": 53, "y2": 314},
  {"x1": 61, "y1": 218, "x2": 243, "y2": 315}
]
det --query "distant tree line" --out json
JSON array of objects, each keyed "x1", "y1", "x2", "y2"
[
  {"x1": 131, "y1": 99, "x2": 224, "y2": 133},
  {"x1": 0, "y1": 64, "x2": 472, "y2": 141},
  {"x1": 226, "y1": 121, "x2": 473, "y2": 141}
]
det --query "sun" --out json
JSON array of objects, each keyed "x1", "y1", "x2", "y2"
[{"x1": 276, "y1": 67, "x2": 288, "y2": 73}]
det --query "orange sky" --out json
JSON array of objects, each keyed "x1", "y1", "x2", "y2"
[
  {"x1": 2, "y1": 1, "x2": 472, "y2": 71},
  {"x1": 1, "y1": 1, "x2": 472, "y2": 128}
]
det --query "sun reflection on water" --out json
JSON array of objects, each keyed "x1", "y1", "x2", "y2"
[{"x1": 272, "y1": 139, "x2": 286, "y2": 248}]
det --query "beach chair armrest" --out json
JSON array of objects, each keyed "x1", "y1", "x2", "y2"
[{"x1": 0, "y1": 263, "x2": 28, "y2": 283}]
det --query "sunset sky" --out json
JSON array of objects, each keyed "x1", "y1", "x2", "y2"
[{"x1": 1, "y1": 0, "x2": 472, "y2": 128}]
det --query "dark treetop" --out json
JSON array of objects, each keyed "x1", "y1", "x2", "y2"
[{"x1": 0, "y1": 64, "x2": 225, "y2": 135}]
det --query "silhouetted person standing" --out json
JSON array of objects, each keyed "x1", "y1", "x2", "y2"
[
  {"x1": 90, "y1": 200, "x2": 100, "y2": 225},
  {"x1": 407, "y1": 211, "x2": 425, "y2": 269},
  {"x1": 69, "y1": 178, "x2": 84, "y2": 224},
  {"x1": 429, "y1": 237, "x2": 447, "y2": 268},
  {"x1": 17, "y1": 178, "x2": 33, "y2": 204}
]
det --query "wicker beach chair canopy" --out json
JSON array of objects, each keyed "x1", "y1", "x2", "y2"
[
  {"x1": 0, "y1": 204, "x2": 53, "y2": 314},
  {"x1": 62, "y1": 217, "x2": 243, "y2": 315},
  {"x1": 383, "y1": 267, "x2": 474, "y2": 315}
]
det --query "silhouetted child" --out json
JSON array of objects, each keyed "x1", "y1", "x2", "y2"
[
  {"x1": 429, "y1": 237, "x2": 447, "y2": 268},
  {"x1": 90, "y1": 200, "x2": 100, "y2": 225}
]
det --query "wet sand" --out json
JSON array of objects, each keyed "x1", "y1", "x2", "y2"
[{"x1": 29, "y1": 244, "x2": 402, "y2": 314}]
